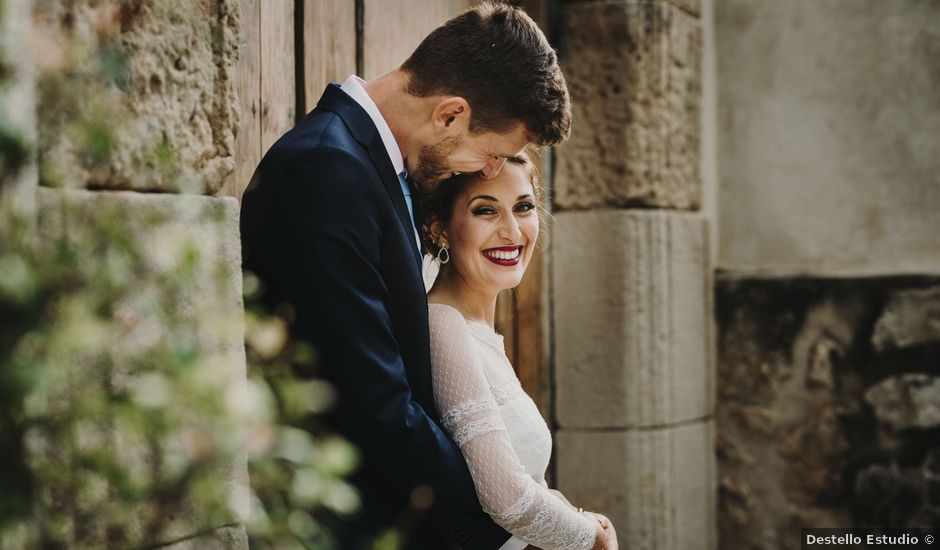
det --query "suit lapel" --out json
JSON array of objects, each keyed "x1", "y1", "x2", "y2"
[
  {"x1": 317, "y1": 85, "x2": 423, "y2": 268},
  {"x1": 366, "y1": 136, "x2": 424, "y2": 269}
]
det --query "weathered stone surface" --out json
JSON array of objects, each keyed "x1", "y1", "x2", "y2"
[
  {"x1": 776, "y1": 404, "x2": 852, "y2": 503},
  {"x1": 855, "y1": 461, "x2": 940, "y2": 528},
  {"x1": 865, "y1": 374, "x2": 940, "y2": 432},
  {"x1": 34, "y1": 188, "x2": 249, "y2": 546},
  {"x1": 35, "y1": 0, "x2": 240, "y2": 194},
  {"x1": 556, "y1": 421, "x2": 716, "y2": 550},
  {"x1": 553, "y1": 210, "x2": 711, "y2": 428},
  {"x1": 158, "y1": 525, "x2": 248, "y2": 549},
  {"x1": 0, "y1": 0, "x2": 37, "y2": 225},
  {"x1": 667, "y1": 0, "x2": 700, "y2": 17},
  {"x1": 556, "y1": 1, "x2": 702, "y2": 210},
  {"x1": 716, "y1": 277, "x2": 940, "y2": 549},
  {"x1": 717, "y1": 0, "x2": 940, "y2": 276},
  {"x1": 872, "y1": 286, "x2": 940, "y2": 351}
]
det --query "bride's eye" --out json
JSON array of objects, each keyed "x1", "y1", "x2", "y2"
[
  {"x1": 472, "y1": 206, "x2": 496, "y2": 216},
  {"x1": 514, "y1": 202, "x2": 535, "y2": 213}
]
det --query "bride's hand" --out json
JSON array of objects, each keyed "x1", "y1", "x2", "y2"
[
  {"x1": 589, "y1": 515, "x2": 609, "y2": 550},
  {"x1": 588, "y1": 512, "x2": 618, "y2": 550},
  {"x1": 547, "y1": 490, "x2": 610, "y2": 549}
]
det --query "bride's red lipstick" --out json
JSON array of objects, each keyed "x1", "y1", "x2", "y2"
[{"x1": 482, "y1": 245, "x2": 523, "y2": 266}]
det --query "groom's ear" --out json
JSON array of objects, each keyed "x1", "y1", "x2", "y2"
[{"x1": 431, "y1": 97, "x2": 471, "y2": 134}]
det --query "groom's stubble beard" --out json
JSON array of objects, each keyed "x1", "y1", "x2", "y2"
[{"x1": 410, "y1": 135, "x2": 463, "y2": 193}]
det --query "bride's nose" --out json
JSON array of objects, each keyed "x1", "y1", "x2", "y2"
[{"x1": 498, "y1": 214, "x2": 522, "y2": 241}]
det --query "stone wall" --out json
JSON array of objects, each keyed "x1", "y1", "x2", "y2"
[
  {"x1": 713, "y1": 0, "x2": 940, "y2": 547},
  {"x1": 553, "y1": 1, "x2": 715, "y2": 548},
  {"x1": 716, "y1": 0, "x2": 940, "y2": 276},
  {"x1": 34, "y1": 0, "x2": 240, "y2": 194},
  {"x1": 717, "y1": 278, "x2": 940, "y2": 549},
  {"x1": 7, "y1": 0, "x2": 250, "y2": 547}
]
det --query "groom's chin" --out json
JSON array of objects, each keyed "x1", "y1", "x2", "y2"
[{"x1": 413, "y1": 174, "x2": 448, "y2": 193}]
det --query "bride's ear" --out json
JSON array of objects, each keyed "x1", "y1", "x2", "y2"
[{"x1": 429, "y1": 219, "x2": 447, "y2": 247}]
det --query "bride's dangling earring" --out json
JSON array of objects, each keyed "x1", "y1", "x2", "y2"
[{"x1": 437, "y1": 244, "x2": 450, "y2": 264}]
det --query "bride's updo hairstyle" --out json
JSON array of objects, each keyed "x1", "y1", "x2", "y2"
[{"x1": 419, "y1": 147, "x2": 544, "y2": 260}]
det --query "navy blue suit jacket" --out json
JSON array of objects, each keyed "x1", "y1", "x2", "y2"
[{"x1": 240, "y1": 84, "x2": 513, "y2": 549}]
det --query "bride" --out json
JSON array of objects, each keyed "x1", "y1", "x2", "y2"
[{"x1": 420, "y1": 152, "x2": 618, "y2": 550}]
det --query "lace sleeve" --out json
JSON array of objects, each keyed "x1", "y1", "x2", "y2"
[{"x1": 429, "y1": 306, "x2": 597, "y2": 550}]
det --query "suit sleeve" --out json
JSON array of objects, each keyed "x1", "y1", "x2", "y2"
[{"x1": 269, "y1": 149, "x2": 512, "y2": 548}]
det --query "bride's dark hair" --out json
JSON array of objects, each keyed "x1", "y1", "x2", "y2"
[{"x1": 417, "y1": 146, "x2": 544, "y2": 259}]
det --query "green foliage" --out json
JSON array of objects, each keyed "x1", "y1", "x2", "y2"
[
  {"x1": 76, "y1": 112, "x2": 116, "y2": 164},
  {"x1": 0, "y1": 164, "x2": 364, "y2": 550},
  {"x1": 242, "y1": 280, "x2": 361, "y2": 550},
  {"x1": 0, "y1": 121, "x2": 29, "y2": 182},
  {"x1": 0, "y1": 2, "x2": 363, "y2": 549},
  {"x1": 0, "y1": 201, "x2": 236, "y2": 547}
]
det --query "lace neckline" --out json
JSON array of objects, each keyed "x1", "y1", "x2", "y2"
[{"x1": 428, "y1": 303, "x2": 505, "y2": 350}]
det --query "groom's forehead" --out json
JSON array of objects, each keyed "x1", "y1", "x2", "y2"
[{"x1": 473, "y1": 126, "x2": 530, "y2": 154}]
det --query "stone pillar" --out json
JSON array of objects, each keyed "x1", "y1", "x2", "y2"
[{"x1": 553, "y1": 2, "x2": 715, "y2": 548}]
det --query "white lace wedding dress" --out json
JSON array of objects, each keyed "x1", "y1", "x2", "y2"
[{"x1": 429, "y1": 303, "x2": 596, "y2": 550}]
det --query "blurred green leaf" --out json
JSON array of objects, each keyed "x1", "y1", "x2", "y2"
[{"x1": 0, "y1": 121, "x2": 29, "y2": 181}]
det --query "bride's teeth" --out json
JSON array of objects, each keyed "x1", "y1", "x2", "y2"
[{"x1": 486, "y1": 248, "x2": 520, "y2": 260}]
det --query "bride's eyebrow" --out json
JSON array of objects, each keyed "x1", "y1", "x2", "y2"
[{"x1": 467, "y1": 194, "x2": 499, "y2": 205}]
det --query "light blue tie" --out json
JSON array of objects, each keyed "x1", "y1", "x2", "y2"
[{"x1": 397, "y1": 171, "x2": 422, "y2": 262}]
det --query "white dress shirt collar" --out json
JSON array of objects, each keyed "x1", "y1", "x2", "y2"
[{"x1": 340, "y1": 75, "x2": 405, "y2": 175}]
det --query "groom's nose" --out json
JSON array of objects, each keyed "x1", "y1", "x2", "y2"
[{"x1": 479, "y1": 157, "x2": 507, "y2": 180}]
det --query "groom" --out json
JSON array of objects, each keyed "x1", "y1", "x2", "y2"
[{"x1": 240, "y1": 3, "x2": 571, "y2": 548}]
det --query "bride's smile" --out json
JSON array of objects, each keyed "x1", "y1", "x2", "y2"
[
  {"x1": 482, "y1": 245, "x2": 523, "y2": 265},
  {"x1": 440, "y1": 161, "x2": 540, "y2": 298}
]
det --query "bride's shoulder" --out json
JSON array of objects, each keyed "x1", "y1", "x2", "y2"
[
  {"x1": 429, "y1": 303, "x2": 480, "y2": 341},
  {"x1": 427, "y1": 303, "x2": 477, "y2": 354},
  {"x1": 427, "y1": 302, "x2": 466, "y2": 326}
]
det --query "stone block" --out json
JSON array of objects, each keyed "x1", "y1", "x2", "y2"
[
  {"x1": 35, "y1": 0, "x2": 240, "y2": 194},
  {"x1": 0, "y1": 0, "x2": 37, "y2": 226},
  {"x1": 553, "y1": 210, "x2": 711, "y2": 428},
  {"x1": 715, "y1": 276, "x2": 940, "y2": 548},
  {"x1": 872, "y1": 286, "x2": 940, "y2": 351},
  {"x1": 33, "y1": 188, "x2": 249, "y2": 547},
  {"x1": 556, "y1": 1, "x2": 702, "y2": 210},
  {"x1": 865, "y1": 374, "x2": 940, "y2": 432},
  {"x1": 556, "y1": 421, "x2": 716, "y2": 550}
]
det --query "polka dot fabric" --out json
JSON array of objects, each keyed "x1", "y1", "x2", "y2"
[{"x1": 429, "y1": 304, "x2": 597, "y2": 550}]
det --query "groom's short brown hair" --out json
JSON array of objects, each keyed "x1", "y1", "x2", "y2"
[{"x1": 401, "y1": 2, "x2": 571, "y2": 146}]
